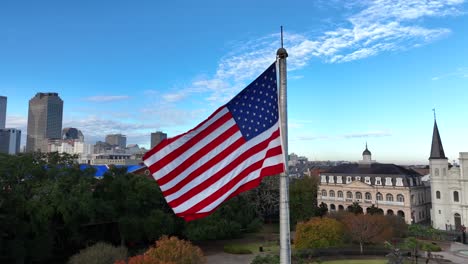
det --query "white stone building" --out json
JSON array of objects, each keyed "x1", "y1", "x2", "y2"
[
  {"x1": 318, "y1": 146, "x2": 430, "y2": 224},
  {"x1": 429, "y1": 120, "x2": 468, "y2": 230}
]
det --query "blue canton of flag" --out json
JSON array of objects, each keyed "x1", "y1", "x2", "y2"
[{"x1": 227, "y1": 63, "x2": 279, "y2": 140}]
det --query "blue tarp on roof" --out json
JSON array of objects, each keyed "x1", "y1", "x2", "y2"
[{"x1": 78, "y1": 164, "x2": 145, "y2": 178}]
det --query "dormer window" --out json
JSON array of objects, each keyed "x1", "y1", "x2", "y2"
[
  {"x1": 385, "y1": 177, "x2": 392, "y2": 186},
  {"x1": 396, "y1": 178, "x2": 403, "y2": 186},
  {"x1": 355, "y1": 176, "x2": 361, "y2": 181},
  {"x1": 321, "y1": 175, "x2": 327, "y2": 183},
  {"x1": 375, "y1": 177, "x2": 382, "y2": 185},
  {"x1": 328, "y1": 176, "x2": 335, "y2": 184},
  {"x1": 336, "y1": 176, "x2": 343, "y2": 184},
  {"x1": 364, "y1": 177, "x2": 371, "y2": 184},
  {"x1": 346, "y1": 176, "x2": 352, "y2": 183}
]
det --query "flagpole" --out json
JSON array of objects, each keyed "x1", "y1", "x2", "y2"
[{"x1": 277, "y1": 26, "x2": 291, "y2": 264}]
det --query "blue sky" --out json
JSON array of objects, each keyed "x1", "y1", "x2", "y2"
[{"x1": 1, "y1": 0, "x2": 467, "y2": 164}]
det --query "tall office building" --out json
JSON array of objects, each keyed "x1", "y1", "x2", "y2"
[
  {"x1": 0, "y1": 128, "x2": 21, "y2": 154},
  {"x1": 26, "y1": 92, "x2": 63, "y2": 152},
  {"x1": 0, "y1": 96, "x2": 6, "y2": 129},
  {"x1": 105, "y1": 134, "x2": 127, "y2": 149},
  {"x1": 151, "y1": 131, "x2": 167, "y2": 148}
]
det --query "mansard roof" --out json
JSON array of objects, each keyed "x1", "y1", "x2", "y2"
[{"x1": 324, "y1": 163, "x2": 421, "y2": 176}]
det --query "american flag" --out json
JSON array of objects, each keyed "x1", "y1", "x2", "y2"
[{"x1": 143, "y1": 62, "x2": 285, "y2": 221}]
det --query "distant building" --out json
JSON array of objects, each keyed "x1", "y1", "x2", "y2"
[
  {"x1": 0, "y1": 128, "x2": 21, "y2": 154},
  {"x1": 151, "y1": 131, "x2": 167, "y2": 148},
  {"x1": 105, "y1": 134, "x2": 127, "y2": 149},
  {"x1": 62, "y1": 127, "x2": 84, "y2": 142},
  {"x1": 317, "y1": 145, "x2": 430, "y2": 224},
  {"x1": 26, "y1": 92, "x2": 63, "y2": 152},
  {"x1": 0, "y1": 96, "x2": 6, "y2": 129},
  {"x1": 429, "y1": 120, "x2": 468, "y2": 231},
  {"x1": 91, "y1": 153, "x2": 140, "y2": 165}
]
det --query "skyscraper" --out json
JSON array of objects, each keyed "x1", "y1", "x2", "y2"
[
  {"x1": 0, "y1": 96, "x2": 6, "y2": 129},
  {"x1": 0, "y1": 128, "x2": 21, "y2": 154},
  {"x1": 26, "y1": 93, "x2": 63, "y2": 152},
  {"x1": 151, "y1": 131, "x2": 167, "y2": 148},
  {"x1": 105, "y1": 134, "x2": 127, "y2": 149}
]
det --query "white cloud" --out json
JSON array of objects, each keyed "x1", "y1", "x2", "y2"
[
  {"x1": 84, "y1": 95, "x2": 130, "y2": 102},
  {"x1": 342, "y1": 130, "x2": 392, "y2": 139},
  {"x1": 168, "y1": 0, "x2": 464, "y2": 107},
  {"x1": 432, "y1": 67, "x2": 468, "y2": 80}
]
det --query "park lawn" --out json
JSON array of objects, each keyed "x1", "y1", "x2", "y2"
[
  {"x1": 317, "y1": 260, "x2": 387, "y2": 264},
  {"x1": 224, "y1": 240, "x2": 279, "y2": 254}
]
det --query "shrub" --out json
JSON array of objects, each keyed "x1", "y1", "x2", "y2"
[
  {"x1": 223, "y1": 244, "x2": 252, "y2": 254},
  {"x1": 420, "y1": 241, "x2": 442, "y2": 252},
  {"x1": 68, "y1": 242, "x2": 127, "y2": 264},
  {"x1": 294, "y1": 217, "x2": 344, "y2": 250},
  {"x1": 119, "y1": 236, "x2": 204, "y2": 264}
]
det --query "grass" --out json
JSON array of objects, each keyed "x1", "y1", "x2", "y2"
[
  {"x1": 223, "y1": 240, "x2": 279, "y2": 254},
  {"x1": 313, "y1": 260, "x2": 387, "y2": 264}
]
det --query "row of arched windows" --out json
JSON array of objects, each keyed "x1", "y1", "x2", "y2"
[{"x1": 321, "y1": 190, "x2": 405, "y2": 202}]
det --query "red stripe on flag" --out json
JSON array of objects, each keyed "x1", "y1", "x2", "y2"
[
  {"x1": 143, "y1": 106, "x2": 226, "y2": 160},
  {"x1": 161, "y1": 134, "x2": 245, "y2": 196},
  {"x1": 178, "y1": 145, "x2": 283, "y2": 216},
  {"x1": 167, "y1": 129, "x2": 281, "y2": 208},
  {"x1": 179, "y1": 163, "x2": 284, "y2": 221},
  {"x1": 148, "y1": 111, "x2": 232, "y2": 177},
  {"x1": 157, "y1": 123, "x2": 240, "y2": 187}
]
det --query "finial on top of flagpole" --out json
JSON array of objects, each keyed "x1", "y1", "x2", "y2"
[
  {"x1": 277, "y1": 26, "x2": 288, "y2": 59},
  {"x1": 433, "y1": 108, "x2": 437, "y2": 121}
]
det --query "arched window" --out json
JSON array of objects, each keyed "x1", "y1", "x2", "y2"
[
  {"x1": 337, "y1": 191, "x2": 343, "y2": 198},
  {"x1": 454, "y1": 191, "x2": 460, "y2": 202},
  {"x1": 329, "y1": 190, "x2": 335, "y2": 197},
  {"x1": 386, "y1": 194, "x2": 394, "y2": 201},
  {"x1": 397, "y1": 194, "x2": 405, "y2": 202},
  {"x1": 321, "y1": 190, "x2": 327, "y2": 196},
  {"x1": 376, "y1": 192, "x2": 383, "y2": 201},
  {"x1": 346, "y1": 191, "x2": 353, "y2": 199},
  {"x1": 436, "y1": 191, "x2": 441, "y2": 199},
  {"x1": 365, "y1": 192, "x2": 372, "y2": 200},
  {"x1": 356, "y1": 192, "x2": 362, "y2": 199},
  {"x1": 330, "y1": 204, "x2": 336, "y2": 211}
]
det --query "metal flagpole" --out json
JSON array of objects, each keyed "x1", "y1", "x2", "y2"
[{"x1": 277, "y1": 26, "x2": 291, "y2": 264}]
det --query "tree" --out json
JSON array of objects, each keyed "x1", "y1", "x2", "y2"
[
  {"x1": 184, "y1": 194, "x2": 262, "y2": 240},
  {"x1": 403, "y1": 237, "x2": 421, "y2": 264},
  {"x1": 366, "y1": 205, "x2": 383, "y2": 215},
  {"x1": 245, "y1": 175, "x2": 280, "y2": 221},
  {"x1": 294, "y1": 217, "x2": 344, "y2": 249},
  {"x1": 289, "y1": 176, "x2": 318, "y2": 224},
  {"x1": 317, "y1": 202, "x2": 328, "y2": 218},
  {"x1": 119, "y1": 236, "x2": 205, "y2": 264},
  {"x1": 92, "y1": 167, "x2": 178, "y2": 246},
  {"x1": 342, "y1": 214, "x2": 393, "y2": 253},
  {"x1": 347, "y1": 202, "x2": 363, "y2": 214}
]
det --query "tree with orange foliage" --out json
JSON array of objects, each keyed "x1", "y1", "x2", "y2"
[
  {"x1": 343, "y1": 213, "x2": 393, "y2": 253},
  {"x1": 294, "y1": 217, "x2": 344, "y2": 249},
  {"x1": 115, "y1": 236, "x2": 205, "y2": 264}
]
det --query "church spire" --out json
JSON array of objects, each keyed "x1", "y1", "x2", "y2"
[{"x1": 429, "y1": 119, "x2": 447, "y2": 160}]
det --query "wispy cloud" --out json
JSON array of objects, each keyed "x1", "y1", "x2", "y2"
[
  {"x1": 165, "y1": 0, "x2": 464, "y2": 106},
  {"x1": 342, "y1": 130, "x2": 392, "y2": 139},
  {"x1": 84, "y1": 95, "x2": 130, "y2": 102},
  {"x1": 432, "y1": 67, "x2": 468, "y2": 80}
]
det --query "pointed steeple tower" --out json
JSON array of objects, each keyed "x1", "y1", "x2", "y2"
[{"x1": 429, "y1": 120, "x2": 447, "y2": 160}]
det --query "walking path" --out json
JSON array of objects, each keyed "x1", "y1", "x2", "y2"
[{"x1": 432, "y1": 242, "x2": 468, "y2": 264}]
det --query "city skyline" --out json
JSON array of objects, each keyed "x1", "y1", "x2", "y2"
[{"x1": 1, "y1": 1, "x2": 468, "y2": 164}]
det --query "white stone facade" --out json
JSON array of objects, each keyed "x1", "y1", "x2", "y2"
[{"x1": 431, "y1": 152, "x2": 468, "y2": 230}]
